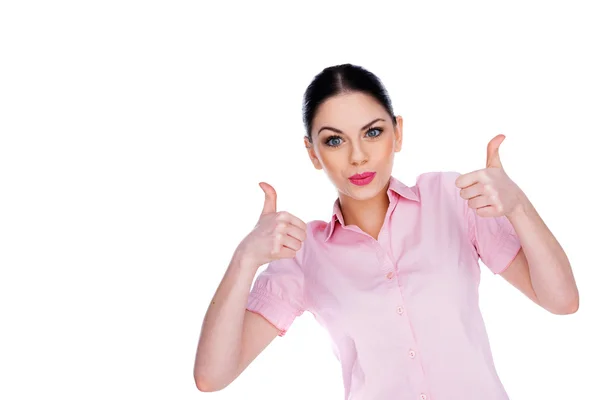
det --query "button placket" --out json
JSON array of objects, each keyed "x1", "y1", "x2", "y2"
[
  {"x1": 382, "y1": 250, "x2": 397, "y2": 282},
  {"x1": 372, "y1": 213, "x2": 398, "y2": 282},
  {"x1": 374, "y1": 244, "x2": 395, "y2": 281},
  {"x1": 377, "y1": 197, "x2": 429, "y2": 398},
  {"x1": 379, "y1": 198, "x2": 429, "y2": 400}
]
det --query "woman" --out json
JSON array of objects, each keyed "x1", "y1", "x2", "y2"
[{"x1": 194, "y1": 64, "x2": 579, "y2": 399}]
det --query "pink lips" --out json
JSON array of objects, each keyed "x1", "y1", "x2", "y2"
[{"x1": 349, "y1": 172, "x2": 376, "y2": 186}]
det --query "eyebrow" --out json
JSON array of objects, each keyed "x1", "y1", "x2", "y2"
[{"x1": 317, "y1": 118, "x2": 386, "y2": 136}]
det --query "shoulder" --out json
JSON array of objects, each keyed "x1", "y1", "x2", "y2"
[
  {"x1": 414, "y1": 170, "x2": 462, "y2": 194},
  {"x1": 412, "y1": 170, "x2": 466, "y2": 215},
  {"x1": 415, "y1": 170, "x2": 461, "y2": 183}
]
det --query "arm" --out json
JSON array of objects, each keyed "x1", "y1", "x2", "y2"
[
  {"x1": 454, "y1": 133, "x2": 579, "y2": 315},
  {"x1": 501, "y1": 192, "x2": 579, "y2": 315},
  {"x1": 194, "y1": 182, "x2": 307, "y2": 391},
  {"x1": 193, "y1": 249, "x2": 279, "y2": 392}
]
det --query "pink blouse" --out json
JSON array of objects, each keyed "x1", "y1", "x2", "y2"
[{"x1": 246, "y1": 171, "x2": 522, "y2": 400}]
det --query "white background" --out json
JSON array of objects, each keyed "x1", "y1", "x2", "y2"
[{"x1": 1, "y1": 1, "x2": 598, "y2": 399}]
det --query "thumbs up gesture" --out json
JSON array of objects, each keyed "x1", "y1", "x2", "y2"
[
  {"x1": 236, "y1": 182, "x2": 308, "y2": 269},
  {"x1": 455, "y1": 134, "x2": 525, "y2": 218}
]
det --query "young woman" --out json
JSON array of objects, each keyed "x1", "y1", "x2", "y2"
[{"x1": 194, "y1": 64, "x2": 579, "y2": 399}]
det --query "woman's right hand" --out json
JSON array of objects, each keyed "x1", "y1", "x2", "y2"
[{"x1": 236, "y1": 182, "x2": 307, "y2": 268}]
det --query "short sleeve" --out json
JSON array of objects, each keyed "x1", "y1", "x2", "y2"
[
  {"x1": 446, "y1": 171, "x2": 522, "y2": 274},
  {"x1": 246, "y1": 248, "x2": 306, "y2": 337}
]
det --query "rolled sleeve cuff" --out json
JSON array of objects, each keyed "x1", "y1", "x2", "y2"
[
  {"x1": 246, "y1": 290, "x2": 302, "y2": 337},
  {"x1": 486, "y1": 229, "x2": 522, "y2": 274}
]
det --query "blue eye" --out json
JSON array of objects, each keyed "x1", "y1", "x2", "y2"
[
  {"x1": 325, "y1": 136, "x2": 343, "y2": 147},
  {"x1": 367, "y1": 127, "x2": 383, "y2": 137},
  {"x1": 324, "y1": 128, "x2": 383, "y2": 147}
]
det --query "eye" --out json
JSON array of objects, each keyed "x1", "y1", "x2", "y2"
[
  {"x1": 323, "y1": 127, "x2": 383, "y2": 148},
  {"x1": 366, "y1": 127, "x2": 383, "y2": 137},
  {"x1": 325, "y1": 135, "x2": 343, "y2": 147}
]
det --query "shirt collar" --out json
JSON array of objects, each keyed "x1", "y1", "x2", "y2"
[{"x1": 324, "y1": 175, "x2": 420, "y2": 242}]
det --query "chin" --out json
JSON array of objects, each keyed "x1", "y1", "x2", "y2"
[{"x1": 343, "y1": 179, "x2": 385, "y2": 200}]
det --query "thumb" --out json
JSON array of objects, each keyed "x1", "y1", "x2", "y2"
[
  {"x1": 486, "y1": 134, "x2": 505, "y2": 169},
  {"x1": 258, "y1": 182, "x2": 277, "y2": 215}
]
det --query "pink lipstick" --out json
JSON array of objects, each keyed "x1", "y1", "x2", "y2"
[{"x1": 349, "y1": 172, "x2": 376, "y2": 186}]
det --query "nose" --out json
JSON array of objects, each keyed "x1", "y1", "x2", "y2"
[{"x1": 350, "y1": 141, "x2": 368, "y2": 166}]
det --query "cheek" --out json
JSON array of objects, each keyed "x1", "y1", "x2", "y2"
[
  {"x1": 384, "y1": 136, "x2": 396, "y2": 152},
  {"x1": 318, "y1": 148, "x2": 344, "y2": 169},
  {"x1": 373, "y1": 137, "x2": 396, "y2": 158}
]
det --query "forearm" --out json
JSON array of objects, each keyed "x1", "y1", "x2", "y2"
[
  {"x1": 194, "y1": 248, "x2": 259, "y2": 390},
  {"x1": 507, "y1": 190, "x2": 579, "y2": 313}
]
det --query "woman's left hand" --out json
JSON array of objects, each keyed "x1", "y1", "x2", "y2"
[{"x1": 455, "y1": 134, "x2": 525, "y2": 218}]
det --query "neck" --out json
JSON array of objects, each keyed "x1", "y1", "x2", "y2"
[{"x1": 339, "y1": 182, "x2": 391, "y2": 240}]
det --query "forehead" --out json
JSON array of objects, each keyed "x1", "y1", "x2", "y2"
[{"x1": 312, "y1": 92, "x2": 389, "y2": 133}]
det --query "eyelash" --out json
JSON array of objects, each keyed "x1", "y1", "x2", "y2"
[{"x1": 324, "y1": 127, "x2": 384, "y2": 148}]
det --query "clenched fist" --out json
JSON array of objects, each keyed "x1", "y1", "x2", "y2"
[{"x1": 236, "y1": 182, "x2": 307, "y2": 268}]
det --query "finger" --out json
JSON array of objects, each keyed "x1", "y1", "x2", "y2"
[
  {"x1": 468, "y1": 195, "x2": 492, "y2": 209},
  {"x1": 460, "y1": 182, "x2": 484, "y2": 200},
  {"x1": 455, "y1": 169, "x2": 486, "y2": 189},
  {"x1": 476, "y1": 206, "x2": 496, "y2": 218},
  {"x1": 279, "y1": 234, "x2": 302, "y2": 252},
  {"x1": 486, "y1": 134, "x2": 505, "y2": 169},
  {"x1": 259, "y1": 182, "x2": 277, "y2": 215},
  {"x1": 273, "y1": 246, "x2": 297, "y2": 260},
  {"x1": 276, "y1": 211, "x2": 307, "y2": 231},
  {"x1": 283, "y1": 223, "x2": 307, "y2": 243}
]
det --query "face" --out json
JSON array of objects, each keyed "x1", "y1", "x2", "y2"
[{"x1": 304, "y1": 91, "x2": 403, "y2": 202}]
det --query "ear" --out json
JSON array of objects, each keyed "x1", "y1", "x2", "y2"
[
  {"x1": 394, "y1": 115, "x2": 403, "y2": 152},
  {"x1": 304, "y1": 136, "x2": 323, "y2": 170}
]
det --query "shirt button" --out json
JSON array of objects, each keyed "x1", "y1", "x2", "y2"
[
  {"x1": 397, "y1": 306, "x2": 404, "y2": 315},
  {"x1": 386, "y1": 271, "x2": 394, "y2": 279},
  {"x1": 420, "y1": 394, "x2": 427, "y2": 400},
  {"x1": 409, "y1": 349, "x2": 416, "y2": 359}
]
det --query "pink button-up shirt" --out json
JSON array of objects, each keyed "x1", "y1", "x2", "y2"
[{"x1": 246, "y1": 171, "x2": 522, "y2": 400}]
